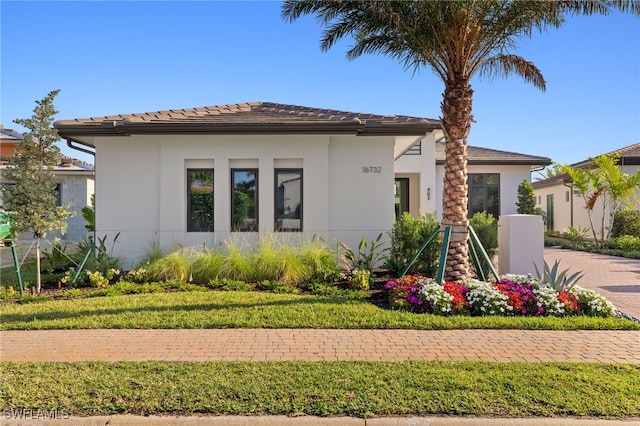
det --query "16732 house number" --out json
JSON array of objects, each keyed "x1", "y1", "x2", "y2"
[{"x1": 362, "y1": 166, "x2": 382, "y2": 173}]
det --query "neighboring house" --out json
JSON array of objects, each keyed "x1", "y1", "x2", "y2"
[
  {"x1": 0, "y1": 125, "x2": 95, "y2": 242},
  {"x1": 532, "y1": 143, "x2": 640, "y2": 235},
  {"x1": 54, "y1": 102, "x2": 550, "y2": 267}
]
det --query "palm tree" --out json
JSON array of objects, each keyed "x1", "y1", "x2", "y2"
[{"x1": 282, "y1": 0, "x2": 639, "y2": 281}]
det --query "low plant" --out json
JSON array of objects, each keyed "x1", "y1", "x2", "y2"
[
  {"x1": 257, "y1": 280, "x2": 301, "y2": 294},
  {"x1": 565, "y1": 225, "x2": 590, "y2": 247},
  {"x1": 385, "y1": 274, "x2": 614, "y2": 319},
  {"x1": 208, "y1": 278, "x2": 254, "y2": 292},
  {"x1": 0, "y1": 285, "x2": 17, "y2": 301},
  {"x1": 42, "y1": 240, "x2": 72, "y2": 272},
  {"x1": 146, "y1": 250, "x2": 190, "y2": 282},
  {"x1": 348, "y1": 269, "x2": 372, "y2": 291},
  {"x1": 305, "y1": 282, "x2": 369, "y2": 299},
  {"x1": 87, "y1": 268, "x2": 121, "y2": 288},
  {"x1": 534, "y1": 259, "x2": 583, "y2": 292},
  {"x1": 340, "y1": 233, "x2": 388, "y2": 273},
  {"x1": 189, "y1": 248, "x2": 225, "y2": 284}
]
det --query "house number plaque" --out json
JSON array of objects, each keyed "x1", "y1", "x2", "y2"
[{"x1": 362, "y1": 166, "x2": 382, "y2": 173}]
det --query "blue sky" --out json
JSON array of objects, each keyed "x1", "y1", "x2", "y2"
[{"x1": 2, "y1": 1, "x2": 639, "y2": 168}]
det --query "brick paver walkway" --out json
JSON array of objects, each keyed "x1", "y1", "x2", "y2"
[
  {"x1": 544, "y1": 247, "x2": 640, "y2": 319},
  {"x1": 1, "y1": 329, "x2": 639, "y2": 363}
]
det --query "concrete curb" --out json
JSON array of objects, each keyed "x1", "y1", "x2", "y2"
[{"x1": 2, "y1": 415, "x2": 640, "y2": 426}]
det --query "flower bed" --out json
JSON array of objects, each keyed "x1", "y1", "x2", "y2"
[{"x1": 385, "y1": 274, "x2": 615, "y2": 317}]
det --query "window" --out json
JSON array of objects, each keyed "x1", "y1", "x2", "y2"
[
  {"x1": 54, "y1": 183, "x2": 62, "y2": 207},
  {"x1": 394, "y1": 178, "x2": 409, "y2": 220},
  {"x1": 187, "y1": 169, "x2": 214, "y2": 232},
  {"x1": 468, "y1": 173, "x2": 500, "y2": 218},
  {"x1": 565, "y1": 190, "x2": 570, "y2": 202},
  {"x1": 231, "y1": 169, "x2": 258, "y2": 232},
  {"x1": 275, "y1": 169, "x2": 302, "y2": 231},
  {"x1": 546, "y1": 194, "x2": 555, "y2": 231}
]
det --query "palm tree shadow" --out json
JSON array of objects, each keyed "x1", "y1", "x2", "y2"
[{"x1": 1, "y1": 295, "x2": 365, "y2": 326}]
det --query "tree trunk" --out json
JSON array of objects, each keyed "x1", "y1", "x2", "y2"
[
  {"x1": 35, "y1": 236, "x2": 41, "y2": 293},
  {"x1": 441, "y1": 78, "x2": 473, "y2": 281}
]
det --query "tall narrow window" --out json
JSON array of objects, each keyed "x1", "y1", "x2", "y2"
[
  {"x1": 231, "y1": 169, "x2": 258, "y2": 232},
  {"x1": 394, "y1": 178, "x2": 409, "y2": 220},
  {"x1": 468, "y1": 173, "x2": 500, "y2": 218},
  {"x1": 275, "y1": 169, "x2": 302, "y2": 231},
  {"x1": 54, "y1": 183, "x2": 62, "y2": 207},
  {"x1": 187, "y1": 169, "x2": 214, "y2": 232}
]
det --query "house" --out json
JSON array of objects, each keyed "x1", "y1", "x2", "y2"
[
  {"x1": 0, "y1": 125, "x2": 95, "y2": 242},
  {"x1": 54, "y1": 102, "x2": 550, "y2": 267},
  {"x1": 532, "y1": 143, "x2": 640, "y2": 235},
  {"x1": 395, "y1": 141, "x2": 552, "y2": 221}
]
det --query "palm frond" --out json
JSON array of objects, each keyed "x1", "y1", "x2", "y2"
[{"x1": 477, "y1": 54, "x2": 546, "y2": 90}]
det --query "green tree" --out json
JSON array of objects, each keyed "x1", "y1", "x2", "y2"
[
  {"x1": 562, "y1": 154, "x2": 640, "y2": 248},
  {"x1": 1, "y1": 90, "x2": 73, "y2": 292},
  {"x1": 536, "y1": 162, "x2": 565, "y2": 181},
  {"x1": 516, "y1": 180, "x2": 536, "y2": 214},
  {"x1": 282, "y1": 1, "x2": 639, "y2": 281}
]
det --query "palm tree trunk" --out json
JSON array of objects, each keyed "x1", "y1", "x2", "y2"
[{"x1": 441, "y1": 78, "x2": 473, "y2": 281}]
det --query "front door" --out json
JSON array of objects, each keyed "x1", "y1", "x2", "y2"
[{"x1": 395, "y1": 178, "x2": 409, "y2": 221}]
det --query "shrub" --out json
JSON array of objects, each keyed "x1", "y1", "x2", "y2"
[
  {"x1": 610, "y1": 209, "x2": 640, "y2": 238},
  {"x1": 385, "y1": 212, "x2": 440, "y2": 277},
  {"x1": 469, "y1": 212, "x2": 498, "y2": 279},
  {"x1": 516, "y1": 180, "x2": 536, "y2": 214},
  {"x1": 609, "y1": 235, "x2": 640, "y2": 251}
]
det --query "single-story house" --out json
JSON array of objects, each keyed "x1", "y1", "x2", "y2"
[
  {"x1": 532, "y1": 143, "x2": 640, "y2": 235},
  {"x1": 54, "y1": 102, "x2": 550, "y2": 267},
  {"x1": 0, "y1": 125, "x2": 95, "y2": 242}
]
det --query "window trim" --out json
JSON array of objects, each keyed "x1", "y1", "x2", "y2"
[
  {"x1": 274, "y1": 168, "x2": 303, "y2": 232},
  {"x1": 187, "y1": 168, "x2": 214, "y2": 232},
  {"x1": 231, "y1": 168, "x2": 259, "y2": 232}
]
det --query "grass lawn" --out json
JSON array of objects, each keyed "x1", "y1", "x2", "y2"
[
  {"x1": 2, "y1": 290, "x2": 638, "y2": 330},
  {"x1": 2, "y1": 361, "x2": 639, "y2": 418}
]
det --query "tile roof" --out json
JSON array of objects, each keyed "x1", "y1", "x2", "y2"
[
  {"x1": 54, "y1": 102, "x2": 442, "y2": 140},
  {"x1": 533, "y1": 142, "x2": 640, "y2": 188},
  {"x1": 0, "y1": 126, "x2": 23, "y2": 141},
  {"x1": 435, "y1": 142, "x2": 551, "y2": 166},
  {"x1": 0, "y1": 125, "x2": 93, "y2": 170},
  {"x1": 570, "y1": 142, "x2": 640, "y2": 168}
]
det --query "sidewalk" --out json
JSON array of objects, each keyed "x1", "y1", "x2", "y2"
[{"x1": 1, "y1": 328, "x2": 639, "y2": 363}]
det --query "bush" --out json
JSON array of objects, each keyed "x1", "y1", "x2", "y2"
[
  {"x1": 610, "y1": 209, "x2": 640, "y2": 238},
  {"x1": 609, "y1": 235, "x2": 640, "y2": 251},
  {"x1": 469, "y1": 212, "x2": 498, "y2": 279},
  {"x1": 385, "y1": 212, "x2": 441, "y2": 277}
]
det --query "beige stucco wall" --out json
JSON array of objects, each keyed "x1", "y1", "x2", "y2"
[
  {"x1": 94, "y1": 134, "x2": 397, "y2": 267},
  {"x1": 535, "y1": 164, "x2": 639, "y2": 237},
  {"x1": 393, "y1": 132, "x2": 440, "y2": 215}
]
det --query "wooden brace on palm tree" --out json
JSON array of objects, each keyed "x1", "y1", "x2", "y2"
[{"x1": 400, "y1": 224, "x2": 498, "y2": 284}]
